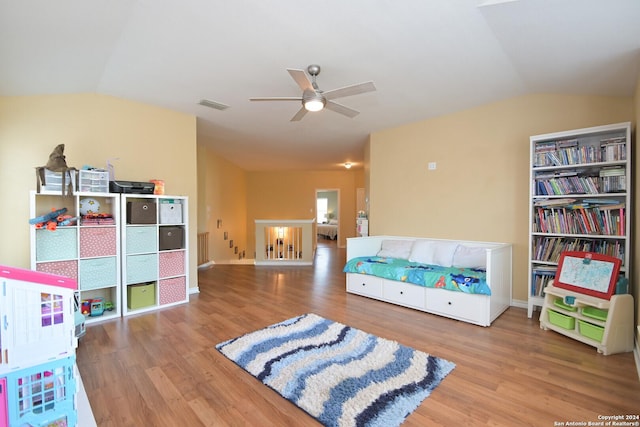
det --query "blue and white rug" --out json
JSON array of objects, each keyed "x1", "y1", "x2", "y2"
[{"x1": 216, "y1": 313, "x2": 455, "y2": 427}]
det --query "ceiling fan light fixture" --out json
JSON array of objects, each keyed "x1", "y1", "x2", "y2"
[{"x1": 302, "y1": 90, "x2": 326, "y2": 112}]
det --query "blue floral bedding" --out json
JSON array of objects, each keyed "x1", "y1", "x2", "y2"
[{"x1": 343, "y1": 256, "x2": 491, "y2": 295}]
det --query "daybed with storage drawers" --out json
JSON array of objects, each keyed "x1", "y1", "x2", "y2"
[{"x1": 344, "y1": 236, "x2": 512, "y2": 326}]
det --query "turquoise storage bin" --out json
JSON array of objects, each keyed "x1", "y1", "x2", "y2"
[
  {"x1": 126, "y1": 254, "x2": 158, "y2": 284},
  {"x1": 35, "y1": 228, "x2": 77, "y2": 262},
  {"x1": 126, "y1": 226, "x2": 157, "y2": 254},
  {"x1": 79, "y1": 257, "x2": 117, "y2": 290}
]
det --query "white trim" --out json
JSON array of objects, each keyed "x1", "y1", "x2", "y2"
[{"x1": 510, "y1": 299, "x2": 527, "y2": 310}]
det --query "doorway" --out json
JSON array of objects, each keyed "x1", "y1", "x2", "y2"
[{"x1": 315, "y1": 188, "x2": 340, "y2": 243}]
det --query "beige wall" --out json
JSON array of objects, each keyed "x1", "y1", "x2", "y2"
[
  {"x1": 197, "y1": 143, "x2": 248, "y2": 263},
  {"x1": 245, "y1": 170, "x2": 363, "y2": 258},
  {"x1": 369, "y1": 94, "x2": 634, "y2": 303},
  {"x1": 0, "y1": 94, "x2": 199, "y2": 288}
]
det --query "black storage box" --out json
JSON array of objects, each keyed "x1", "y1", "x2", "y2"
[
  {"x1": 127, "y1": 201, "x2": 157, "y2": 224},
  {"x1": 159, "y1": 226, "x2": 184, "y2": 250},
  {"x1": 110, "y1": 181, "x2": 155, "y2": 194}
]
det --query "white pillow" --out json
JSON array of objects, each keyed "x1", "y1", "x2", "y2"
[
  {"x1": 376, "y1": 240, "x2": 413, "y2": 259},
  {"x1": 409, "y1": 240, "x2": 459, "y2": 267},
  {"x1": 329, "y1": 219, "x2": 338, "y2": 225},
  {"x1": 453, "y1": 245, "x2": 487, "y2": 269}
]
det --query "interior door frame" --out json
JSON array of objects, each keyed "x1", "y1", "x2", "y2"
[{"x1": 315, "y1": 188, "x2": 340, "y2": 242}]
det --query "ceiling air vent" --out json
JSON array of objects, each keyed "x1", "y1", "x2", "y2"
[{"x1": 198, "y1": 99, "x2": 230, "y2": 111}]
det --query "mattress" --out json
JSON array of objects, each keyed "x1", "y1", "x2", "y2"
[{"x1": 343, "y1": 256, "x2": 491, "y2": 295}]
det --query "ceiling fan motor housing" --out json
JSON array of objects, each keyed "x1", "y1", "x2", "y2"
[{"x1": 302, "y1": 89, "x2": 326, "y2": 111}]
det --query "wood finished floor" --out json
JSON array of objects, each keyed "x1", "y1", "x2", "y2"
[{"x1": 77, "y1": 242, "x2": 640, "y2": 426}]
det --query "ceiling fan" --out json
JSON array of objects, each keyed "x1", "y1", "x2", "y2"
[{"x1": 250, "y1": 65, "x2": 376, "y2": 121}]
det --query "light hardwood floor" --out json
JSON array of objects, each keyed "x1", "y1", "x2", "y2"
[{"x1": 77, "y1": 243, "x2": 640, "y2": 426}]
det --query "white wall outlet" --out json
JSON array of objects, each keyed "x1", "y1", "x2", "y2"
[{"x1": 428, "y1": 162, "x2": 437, "y2": 170}]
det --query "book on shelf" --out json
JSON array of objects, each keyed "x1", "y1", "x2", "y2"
[
  {"x1": 531, "y1": 266, "x2": 557, "y2": 296},
  {"x1": 534, "y1": 204, "x2": 625, "y2": 236},
  {"x1": 532, "y1": 236, "x2": 625, "y2": 265}
]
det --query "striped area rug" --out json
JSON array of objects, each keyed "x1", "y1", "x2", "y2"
[{"x1": 216, "y1": 313, "x2": 455, "y2": 427}]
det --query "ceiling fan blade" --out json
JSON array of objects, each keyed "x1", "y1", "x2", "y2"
[
  {"x1": 249, "y1": 97, "x2": 302, "y2": 101},
  {"x1": 323, "y1": 81, "x2": 376, "y2": 101},
  {"x1": 290, "y1": 106, "x2": 308, "y2": 122},
  {"x1": 325, "y1": 101, "x2": 360, "y2": 118},
  {"x1": 287, "y1": 69, "x2": 314, "y2": 92}
]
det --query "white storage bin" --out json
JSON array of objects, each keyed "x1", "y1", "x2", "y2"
[
  {"x1": 40, "y1": 169, "x2": 76, "y2": 194},
  {"x1": 159, "y1": 201, "x2": 183, "y2": 224},
  {"x1": 78, "y1": 169, "x2": 109, "y2": 193}
]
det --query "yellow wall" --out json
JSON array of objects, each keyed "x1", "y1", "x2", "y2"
[
  {"x1": 245, "y1": 170, "x2": 363, "y2": 258},
  {"x1": 197, "y1": 143, "x2": 248, "y2": 263},
  {"x1": 0, "y1": 94, "x2": 198, "y2": 288},
  {"x1": 370, "y1": 94, "x2": 634, "y2": 303}
]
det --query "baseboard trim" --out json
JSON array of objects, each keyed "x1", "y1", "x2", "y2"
[
  {"x1": 189, "y1": 286, "x2": 200, "y2": 295},
  {"x1": 510, "y1": 299, "x2": 527, "y2": 309}
]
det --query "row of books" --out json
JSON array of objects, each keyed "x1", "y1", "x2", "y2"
[
  {"x1": 533, "y1": 204, "x2": 625, "y2": 236},
  {"x1": 533, "y1": 137, "x2": 626, "y2": 167},
  {"x1": 535, "y1": 175, "x2": 599, "y2": 195},
  {"x1": 535, "y1": 174, "x2": 626, "y2": 195},
  {"x1": 531, "y1": 267, "x2": 556, "y2": 297},
  {"x1": 532, "y1": 236, "x2": 625, "y2": 264},
  {"x1": 533, "y1": 197, "x2": 621, "y2": 208},
  {"x1": 600, "y1": 137, "x2": 627, "y2": 162}
]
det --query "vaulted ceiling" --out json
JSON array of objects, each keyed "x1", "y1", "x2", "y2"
[{"x1": 2, "y1": 1, "x2": 639, "y2": 171}]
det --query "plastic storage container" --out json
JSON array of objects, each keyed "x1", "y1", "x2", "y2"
[
  {"x1": 547, "y1": 309, "x2": 575, "y2": 330},
  {"x1": 578, "y1": 320, "x2": 605, "y2": 342},
  {"x1": 553, "y1": 298, "x2": 577, "y2": 312},
  {"x1": 78, "y1": 169, "x2": 109, "y2": 193}
]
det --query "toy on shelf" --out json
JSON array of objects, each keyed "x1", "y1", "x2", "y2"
[
  {"x1": 29, "y1": 207, "x2": 67, "y2": 225},
  {"x1": 35, "y1": 143, "x2": 78, "y2": 196},
  {"x1": 90, "y1": 297, "x2": 104, "y2": 317},
  {"x1": 81, "y1": 300, "x2": 91, "y2": 315},
  {"x1": 29, "y1": 207, "x2": 78, "y2": 231}
]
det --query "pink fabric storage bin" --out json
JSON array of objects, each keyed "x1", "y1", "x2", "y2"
[
  {"x1": 159, "y1": 276, "x2": 186, "y2": 305},
  {"x1": 36, "y1": 260, "x2": 78, "y2": 279},
  {"x1": 0, "y1": 378, "x2": 7, "y2": 427},
  {"x1": 159, "y1": 251, "x2": 185, "y2": 278},
  {"x1": 80, "y1": 227, "x2": 117, "y2": 258}
]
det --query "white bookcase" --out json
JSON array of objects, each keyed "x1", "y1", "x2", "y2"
[
  {"x1": 121, "y1": 194, "x2": 189, "y2": 316},
  {"x1": 30, "y1": 190, "x2": 122, "y2": 324},
  {"x1": 527, "y1": 122, "x2": 632, "y2": 318}
]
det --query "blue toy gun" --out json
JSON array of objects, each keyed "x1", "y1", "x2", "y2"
[{"x1": 29, "y1": 207, "x2": 67, "y2": 225}]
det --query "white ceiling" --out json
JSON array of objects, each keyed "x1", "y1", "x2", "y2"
[{"x1": 2, "y1": 0, "x2": 639, "y2": 171}]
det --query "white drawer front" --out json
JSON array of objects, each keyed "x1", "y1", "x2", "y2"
[
  {"x1": 346, "y1": 274, "x2": 383, "y2": 298},
  {"x1": 383, "y1": 281, "x2": 426, "y2": 309},
  {"x1": 425, "y1": 288, "x2": 488, "y2": 324}
]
